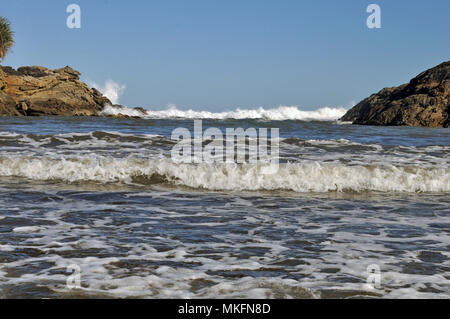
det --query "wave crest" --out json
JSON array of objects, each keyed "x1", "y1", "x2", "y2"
[
  {"x1": 101, "y1": 105, "x2": 347, "y2": 121},
  {"x1": 0, "y1": 156, "x2": 448, "y2": 193}
]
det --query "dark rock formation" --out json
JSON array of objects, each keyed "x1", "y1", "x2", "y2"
[
  {"x1": 0, "y1": 65, "x2": 111, "y2": 116},
  {"x1": 341, "y1": 61, "x2": 450, "y2": 128},
  {"x1": 103, "y1": 104, "x2": 149, "y2": 119}
]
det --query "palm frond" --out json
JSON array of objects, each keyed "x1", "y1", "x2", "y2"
[{"x1": 0, "y1": 17, "x2": 15, "y2": 61}]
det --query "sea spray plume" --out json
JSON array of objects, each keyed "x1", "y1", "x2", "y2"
[
  {"x1": 101, "y1": 104, "x2": 347, "y2": 121},
  {"x1": 90, "y1": 80, "x2": 126, "y2": 105},
  {"x1": 0, "y1": 17, "x2": 14, "y2": 62}
]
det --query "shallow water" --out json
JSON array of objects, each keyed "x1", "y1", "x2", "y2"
[{"x1": 0, "y1": 116, "x2": 449, "y2": 298}]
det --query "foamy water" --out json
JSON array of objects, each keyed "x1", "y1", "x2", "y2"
[
  {"x1": 101, "y1": 104, "x2": 348, "y2": 121},
  {"x1": 0, "y1": 156, "x2": 448, "y2": 193},
  {"x1": 0, "y1": 116, "x2": 449, "y2": 298}
]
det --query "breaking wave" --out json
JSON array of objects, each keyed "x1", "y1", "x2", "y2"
[
  {"x1": 0, "y1": 156, "x2": 448, "y2": 193},
  {"x1": 89, "y1": 80, "x2": 126, "y2": 105},
  {"x1": 101, "y1": 104, "x2": 347, "y2": 121}
]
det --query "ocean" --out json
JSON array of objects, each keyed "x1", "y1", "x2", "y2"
[{"x1": 0, "y1": 105, "x2": 449, "y2": 298}]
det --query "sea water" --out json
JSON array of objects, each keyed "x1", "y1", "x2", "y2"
[{"x1": 0, "y1": 107, "x2": 449, "y2": 298}]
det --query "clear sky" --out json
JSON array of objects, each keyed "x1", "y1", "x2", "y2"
[{"x1": 2, "y1": 0, "x2": 449, "y2": 110}]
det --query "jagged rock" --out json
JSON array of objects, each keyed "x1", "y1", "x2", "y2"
[
  {"x1": 341, "y1": 61, "x2": 450, "y2": 128},
  {"x1": 0, "y1": 91, "x2": 20, "y2": 115},
  {"x1": 0, "y1": 65, "x2": 111, "y2": 116},
  {"x1": 102, "y1": 104, "x2": 148, "y2": 119},
  {"x1": 133, "y1": 107, "x2": 148, "y2": 114}
]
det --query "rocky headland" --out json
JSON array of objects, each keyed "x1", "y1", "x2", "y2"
[
  {"x1": 0, "y1": 65, "x2": 111, "y2": 116},
  {"x1": 341, "y1": 61, "x2": 449, "y2": 128}
]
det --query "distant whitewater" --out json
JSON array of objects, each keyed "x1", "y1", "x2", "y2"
[{"x1": 101, "y1": 104, "x2": 348, "y2": 121}]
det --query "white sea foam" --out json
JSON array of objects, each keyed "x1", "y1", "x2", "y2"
[
  {"x1": 13, "y1": 226, "x2": 43, "y2": 233},
  {"x1": 90, "y1": 80, "x2": 126, "y2": 104},
  {"x1": 1, "y1": 174, "x2": 449, "y2": 298},
  {"x1": 0, "y1": 156, "x2": 448, "y2": 193},
  {"x1": 101, "y1": 104, "x2": 347, "y2": 121}
]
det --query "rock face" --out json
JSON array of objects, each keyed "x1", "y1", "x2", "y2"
[
  {"x1": 341, "y1": 61, "x2": 450, "y2": 128},
  {"x1": 0, "y1": 65, "x2": 111, "y2": 116}
]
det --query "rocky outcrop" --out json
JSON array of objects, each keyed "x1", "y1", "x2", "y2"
[
  {"x1": 0, "y1": 65, "x2": 111, "y2": 116},
  {"x1": 341, "y1": 61, "x2": 450, "y2": 128},
  {"x1": 102, "y1": 104, "x2": 149, "y2": 119}
]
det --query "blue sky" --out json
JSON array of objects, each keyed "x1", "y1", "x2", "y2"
[{"x1": 2, "y1": 0, "x2": 449, "y2": 110}]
